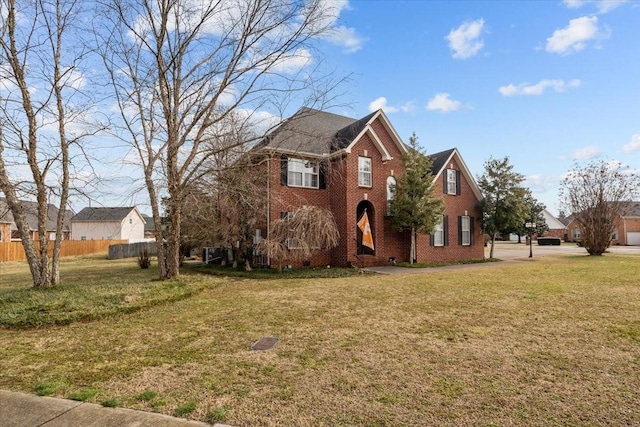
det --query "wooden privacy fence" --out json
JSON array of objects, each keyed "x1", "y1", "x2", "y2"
[{"x1": 0, "y1": 240, "x2": 127, "y2": 262}]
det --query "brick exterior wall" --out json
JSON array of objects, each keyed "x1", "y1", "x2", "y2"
[
  {"x1": 264, "y1": 115, "x2": 485, "y2": 267},
  {"x1": 566, "y1": 216, "x2": 640, "y2": 246},
  {"x1": 415, "y1": 155, "x2": 484, "y2": 263}
]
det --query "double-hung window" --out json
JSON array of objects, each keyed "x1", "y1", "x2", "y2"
[
  {"x1": 460, "y1": 216, "x2": 471, "y2": 246},
  {"x1": 446, "y1": 169, "x2": 457, "y2": 195},
  {"x1": 358, "y1": 157, "x2": 372, "y2": 187},
  {"x1": 288, "y1": 158, "x2": 318, "y2": 188},
  {"x1": 433, "y1": 216, "x2": 445, "y2": 246}
]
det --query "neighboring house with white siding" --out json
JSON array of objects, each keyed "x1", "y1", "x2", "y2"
[{"x1": 71, "y1": 207, "x2": 146, "y2": 242}]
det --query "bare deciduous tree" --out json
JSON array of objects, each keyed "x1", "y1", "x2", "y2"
[
  {"x1": 560, "y1": 160, "x2": 640, "y2": 255},
  {"x1": 257, "y1": 205, "x2": 339, "y2": 272},
  {"x1": 97, "y1": 0, "x2": 345, "y2": 279},
  {"x1": 0, "y1": 0, "x2": 93, "y2": 287}
]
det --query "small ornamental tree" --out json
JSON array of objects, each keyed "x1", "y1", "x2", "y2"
[
  {"x1": 477, "y1": 156, "x2": 526, "y2": 258},
  {"x1": 559, "y1": 160, "x2": 640, "y2": 255},
  {"x1": 389, "y1": 133, "x2": 444, "y2": 264},
  {"x1": 257, "y1": 206, "x2": 339, "y2": 272},
  {"x1": 510, "y1": 190, "x2": 548, "y2": 242}
]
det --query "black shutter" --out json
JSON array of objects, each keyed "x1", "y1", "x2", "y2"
[
  {"x1": 456, "y1": 170, "x2": 461, "y2": 195},
  {"x1": 443, "y1": 170, "x2": 448, "y2": 194},
  {"x1": 444, "y1": 215, "x2": 449, "y2": 246},
  {"x1": 319, "y1": 162, "x2": 327, "y2": 189},
  {"x1": 470, "y1": 216, "x2": 475, "y2": 245},
  {"x1": 458, "y1": 216, "x2": 463, "y2": 245},
  {"x1": 280, "y1": 156, "x2": 288, "y2": 186},
  {"x1": 430, "y1": 233, "x2": 434, "y2": 246}
]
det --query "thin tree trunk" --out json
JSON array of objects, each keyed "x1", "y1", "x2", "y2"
[
  {"x1": 410, "y1": 226, "x2": 416, "y2": 264},
  {"x1": 489, "y1": 233, "x2": 496, "y2": 259}
]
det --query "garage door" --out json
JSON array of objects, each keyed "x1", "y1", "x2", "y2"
[{"x1": 627, "y1": 232, "x2": 640, "y2": 246}]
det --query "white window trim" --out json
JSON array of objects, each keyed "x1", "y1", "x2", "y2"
[
  {"x1": 434, "y1": 217, "x2": 444, "y2": 246},
  {"x1": 358, "y1": 157, "x2": 372, "y2": 187},
  {"x1": 461, "y1": 216, "x2": 471, "y2": 246},
  {"x1": 288, "y1": 158, "x2": 319, "y2": 189},
  {"x1": 446, "y1": 169, "x2": 457, "y2": 195}
]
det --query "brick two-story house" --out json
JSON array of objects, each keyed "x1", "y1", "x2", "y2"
[{"x1": 253, "y1": 108, "x2": 484, "y2": 267}]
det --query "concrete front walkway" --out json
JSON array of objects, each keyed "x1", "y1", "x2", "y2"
[{"x1": 1, "y1": 390, "x2": 229, "y2": 427}]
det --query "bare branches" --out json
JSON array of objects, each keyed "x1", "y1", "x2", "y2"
[
  {"x1": 97, "y1": 0, "x2": 346, "y2": 278},
  {"x1": 560, "y1": 160, "x2": 640, "y2": 255}
]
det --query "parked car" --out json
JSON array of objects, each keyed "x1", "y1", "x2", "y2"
[{"x1": 537, "y1": 237, "x2": 561, "y2": 246}]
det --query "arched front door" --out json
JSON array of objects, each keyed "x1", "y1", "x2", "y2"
[{"x1": 356, "y1": 201, "x2": 375, "y2": 256}]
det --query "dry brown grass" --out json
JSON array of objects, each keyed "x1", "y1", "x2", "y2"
[{"x1": 1, "y1": 254, "x2": 639, "y2": 426}]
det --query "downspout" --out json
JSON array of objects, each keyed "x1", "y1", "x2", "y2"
[{"x1": 266, "y1": 155, "x2": 271, "y2": 266}]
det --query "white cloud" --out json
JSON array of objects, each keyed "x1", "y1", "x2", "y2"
[
  {"x1": 622, "y1": 133, "x2": 640, "y2": 153},
  {"x1": 313, "y1": 0, "x2": 365, "y2": 52},
  {"x1": 545, "y1": 16, "x2": 608, "y2": 55},
  {"x1": 368, "y1": 97, "x2": 415, "y2": 114},
  {"x1": 573, "y1": 145, "x2": 601, "y2": 160},
  {"x1": 0, "y1": 64, "x2": 17, "y2": 92},
  {"x1": 323, "y1": 25, "x2": 365, "y2": 53},
  {"x1": 269, "y1": 48, "x2": 313, "y2": 74},
  {"x1": 426, "y1": 93, "x2": 463, "y2": 113},
  {"x1": 562, "y1": 0, "x2": 628, "y2": 13},
  {"x1": 445, "y1": 19, "x2": 485, "y2": 59},
  {"x1": 499, "y1": 79, "x2": 581, "y2": 96}
]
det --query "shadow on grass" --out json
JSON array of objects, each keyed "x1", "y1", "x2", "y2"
[{"x1": 183, "y1": 262, "x2": 370, "y2": 279}]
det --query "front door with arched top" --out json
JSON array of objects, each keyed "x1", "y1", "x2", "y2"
[{"x1": 356, "y1": 201, "x2": 375, "y2": 256}]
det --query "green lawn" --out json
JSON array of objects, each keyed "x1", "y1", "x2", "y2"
[{"x1": 1, "y1": 254, "x2": 639, "y2": 426}]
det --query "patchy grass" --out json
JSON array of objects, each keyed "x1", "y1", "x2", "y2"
[
  {"x1": 397, "y1": 257, "x2": 500, "y2": 268},
  {"x1": 0, "y1": 256, "x2": 221, "y2": 329},
  {"x1": 1, "y1": 253, "x2": 639, "y2": 426}
]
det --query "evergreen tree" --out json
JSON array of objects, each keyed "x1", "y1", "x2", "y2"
[
  {"x1": 389, "y1": 133, "x2": 444, "y2": 264},
  {"x1": 477, "y1": 156, "x2": 526, "y2": 258}
]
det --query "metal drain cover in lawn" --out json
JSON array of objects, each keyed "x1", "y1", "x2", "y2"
[{"x1": 251, "y1": 337, "x2": 279, "y2": 351}]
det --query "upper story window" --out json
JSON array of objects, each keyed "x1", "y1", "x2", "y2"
[
  {"x1": 288, "y1": 158, "x2": 318, "y2": 188},
  {"x1": 446, "y1": 169, "x2": 458, "y2": 195},
  {"x1": 359, "y1": 157, "x2": 372, "y2": 187}
]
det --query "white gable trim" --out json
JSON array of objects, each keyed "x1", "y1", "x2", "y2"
[
  {"x1": 343, "y1": 109, "x2": 408, "y2": 160},
  {"x1": 344, "y1": 126, "x2": 392, "y2": 160},
  {"x1": 433, "y1": 149, "x2": 484, "y2": 201}
]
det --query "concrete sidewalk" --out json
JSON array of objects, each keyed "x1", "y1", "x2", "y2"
[{"x1": 1, "y1": 390, "x2": 229, "y2": 427}]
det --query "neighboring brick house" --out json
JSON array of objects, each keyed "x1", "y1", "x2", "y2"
[
  {"x1": 71, "y1": 207, "x2": 146, "y2": 242},
  {"x1": 253, "y1": 108, "x2": 484, "y2": 267},
  {"x1": 566, "y1": 201, "x2": 640, "y2": 246},
  {"x1": 0, "y1": 198, "x2": 72, "y2": 242}
]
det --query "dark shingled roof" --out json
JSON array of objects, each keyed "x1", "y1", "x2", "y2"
[
  {"x1": 72, "y1": 207, "x2": 137, "y2": 222},
  {"x1": 258, "y1": 108, "x2": 367, "y2": 155},
  {"x1": 0, "y1": 198, "x2": 72, "y2": 231},
  {"x1": 428, "y1": 148, "x2": 456, "y2": 176}
]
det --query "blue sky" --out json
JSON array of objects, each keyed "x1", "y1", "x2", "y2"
[
  {"x1": 317, "y1": 0, "x2": 640, "y2": 215},
  {"x1": 5, "y1": 0, "x2": 635, "y2": 216}
]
